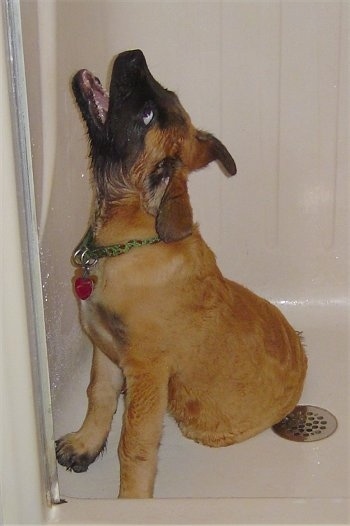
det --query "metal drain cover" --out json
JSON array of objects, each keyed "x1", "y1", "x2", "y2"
[{"x1": 272, "y1": 405, "x2": 338, "y2": 442}]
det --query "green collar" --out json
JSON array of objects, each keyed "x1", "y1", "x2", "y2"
[{"x1": 72, "y1": 227, "x2": 160, "y2": 268}]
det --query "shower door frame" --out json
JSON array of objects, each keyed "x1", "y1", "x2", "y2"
[{"x1": 2, "y1": 0, "x2": 60, "y2": 507}]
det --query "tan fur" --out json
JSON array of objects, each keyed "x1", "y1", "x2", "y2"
[{"x1": 56, "y1": 59, "x2": 307, "y2": 498}]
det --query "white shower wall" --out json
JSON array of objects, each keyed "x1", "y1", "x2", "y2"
[
  {"x1": 21, "y1": 0, "x2": 347, "y2": 400},
  {"x1": 15, "y1": 0, "x2": 349, "y2": 521}
]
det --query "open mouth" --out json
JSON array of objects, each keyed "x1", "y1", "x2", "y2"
[
  {"x1": 72, "y1": 69, "x2": 109, "y2": 127},
  {"x1": 72, "y1": 50, "x2": 151, "y2": 131}
]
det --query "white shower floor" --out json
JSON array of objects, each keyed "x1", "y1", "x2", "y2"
[{"x1": 54, "y1": 304, "x2": 349, "y2": 501}]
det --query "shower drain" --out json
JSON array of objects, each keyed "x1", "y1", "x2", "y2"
[{"x1": 272, "y1": 405, "x2": 338, "y2": 442}]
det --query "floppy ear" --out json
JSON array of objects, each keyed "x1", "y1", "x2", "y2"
[
  {"x1": 191, "y1": 131, "x2": 237, "y2": 176},
  {"x1": 156, "y1": 175, "x2": 193, "y2": 243}
]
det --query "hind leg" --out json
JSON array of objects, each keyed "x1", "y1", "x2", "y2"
[{"x1": 56, "y1": 347, "x2": 123, "y2": 472}]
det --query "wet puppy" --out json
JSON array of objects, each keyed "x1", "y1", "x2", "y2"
[{"x1": 56, "y1": 50, "x2": 307, "y2": 498}]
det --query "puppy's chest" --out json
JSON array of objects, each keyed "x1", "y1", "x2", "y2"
[
  {"x1": 78, "y1": 258, "x2": 164, "y2": 346},
  {"x1": 91, "y1": 248, "x2": 185, "y2": 307},
  {"x1": 78, "y1": 247, "x2": 198, "y2": 361}
]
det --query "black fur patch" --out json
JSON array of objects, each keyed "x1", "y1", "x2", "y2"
[
  {"x1": 148, "y1": 157, "x2": 179, "y2": 192},
  {"x1": 95, "y1": 304, "x2": 128, "y2": 347}
]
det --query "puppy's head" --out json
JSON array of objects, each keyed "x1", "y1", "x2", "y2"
[{"x1": 72, "y1": 49, "x2": 236, "y2": 242}]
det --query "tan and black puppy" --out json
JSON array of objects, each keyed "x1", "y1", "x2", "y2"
[{"x1": 56, "y1": 50, "x2": 307, "y2": 498}]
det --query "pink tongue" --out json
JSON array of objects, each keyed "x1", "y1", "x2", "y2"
[{"x1": 74, "y1": 277, "x2": 94, "y2": 300}]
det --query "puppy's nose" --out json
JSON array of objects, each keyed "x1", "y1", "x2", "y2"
[{"x1": 116, "y1": 49, "x2": 146, "y2": 71}]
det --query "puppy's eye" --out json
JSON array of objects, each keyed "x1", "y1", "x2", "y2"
[{"x1": 142, "y1": 109, "x2": 154, "y2": 126}]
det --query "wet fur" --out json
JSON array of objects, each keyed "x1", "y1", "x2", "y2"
[{"x1": 56, "y1": 50, "x2": 307, "y2": 498}]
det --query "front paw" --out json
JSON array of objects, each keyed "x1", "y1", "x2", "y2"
[{"x1": 55, "y1": 432, "x2": 105, "y2": 473}]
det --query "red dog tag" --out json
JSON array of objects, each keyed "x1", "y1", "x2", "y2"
[{"x1": 74, "y1": 276, "x2": 94, "y2": 300}]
